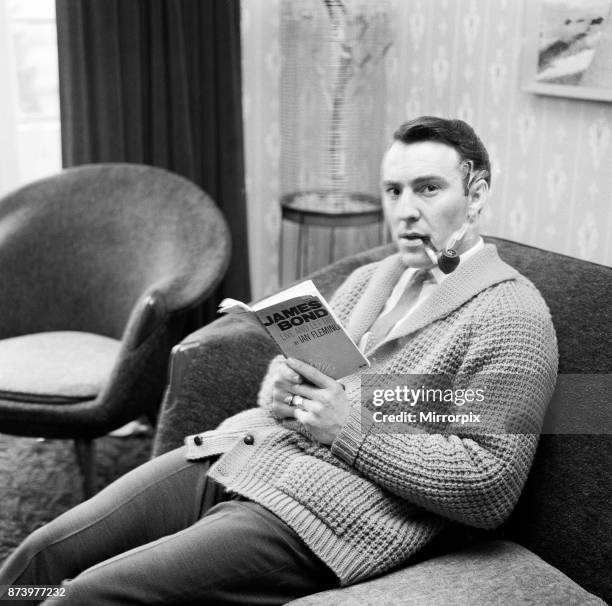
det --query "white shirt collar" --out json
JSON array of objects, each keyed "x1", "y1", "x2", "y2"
[{"x1": 359, "y1": 237, "x2": 486, "y2": 352}]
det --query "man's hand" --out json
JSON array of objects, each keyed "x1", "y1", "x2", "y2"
[{"x1": 269, "y1": 358, "x2": 350, "y2": 445}]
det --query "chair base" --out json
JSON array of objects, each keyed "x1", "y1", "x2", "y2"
[{"x1": 74, "y1": 438, "x2": 96, "y2": 498}]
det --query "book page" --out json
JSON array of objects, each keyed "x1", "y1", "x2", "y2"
[{"x1": 249, "y1": 280, "x2": 320, "y2": 310}]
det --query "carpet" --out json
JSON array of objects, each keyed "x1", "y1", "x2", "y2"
[{"x1": 0, "y1": 431, "x2": 152, "y2": 565}]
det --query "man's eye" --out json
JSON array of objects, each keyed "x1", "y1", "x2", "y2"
[
  {"x1": 385, "y1": 187, "x2": 401, "y2": 199},
  {"x1": 419, "y1": 184, "x2": 440, "y2": 196}
]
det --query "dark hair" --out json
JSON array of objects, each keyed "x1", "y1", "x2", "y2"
[{"x1": 393, "y1": 116, "x2": 491, "y2": 193}]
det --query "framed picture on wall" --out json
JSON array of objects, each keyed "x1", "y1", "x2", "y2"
[{"x1": 521, "y1": 0, "x2": 612, "y2": 102}]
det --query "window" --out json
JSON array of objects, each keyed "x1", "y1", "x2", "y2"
[{"x1": 0, "y1": 0, "x2": 61, "y2": 197}]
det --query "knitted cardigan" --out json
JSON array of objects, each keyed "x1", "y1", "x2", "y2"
[{"x1": 184, "y1": 244, "x2": 558, "y2": 585}]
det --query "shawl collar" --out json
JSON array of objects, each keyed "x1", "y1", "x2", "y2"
[{"x1": 346, "y1": 244, "x2": 519, "y2": 352}]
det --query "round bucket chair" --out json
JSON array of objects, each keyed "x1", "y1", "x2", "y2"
[{"x1": 0, "y1": 163, "x2": 231, "y2": 496}]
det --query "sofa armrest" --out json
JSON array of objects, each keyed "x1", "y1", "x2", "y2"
[
  {"x1": 149, "y1": 243, "x2": 395, "y2": 457},
  {"x1": 151, "y1": 315, "x2": 280, "y2": 456}
]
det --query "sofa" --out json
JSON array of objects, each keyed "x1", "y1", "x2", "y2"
[{"x1": 152, "y1": 236, "x2": 611, "y2": 605}]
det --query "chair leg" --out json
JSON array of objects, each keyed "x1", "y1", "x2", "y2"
[{"x1": 74, "y1": 438, "x2": 96, "y2": 499}]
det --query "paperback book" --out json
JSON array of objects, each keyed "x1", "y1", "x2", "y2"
[{"x1": 218, "y1": 280, "x2": 369, "y2": 379}]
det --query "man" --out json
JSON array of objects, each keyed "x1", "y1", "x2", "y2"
[{"x1": 0, "y1": 117, "x2": 558, "y2": 605}]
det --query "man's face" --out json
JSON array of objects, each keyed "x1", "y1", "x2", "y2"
[{"x1": 381, "y1": 140, "x2": 477, "y2": 268}]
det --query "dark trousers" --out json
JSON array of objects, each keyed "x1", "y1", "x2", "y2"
[{"x1": 0, "y1": 447, "x2": 338, "y2": 605}]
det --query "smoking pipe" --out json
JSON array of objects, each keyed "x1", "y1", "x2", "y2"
[{"x1": 422, "y1": 223, "x2": 469, "y2": 275}]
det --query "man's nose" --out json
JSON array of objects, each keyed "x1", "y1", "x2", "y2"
[{"x1": 394, "y1": 190, "x2": 421, "y2": 220}]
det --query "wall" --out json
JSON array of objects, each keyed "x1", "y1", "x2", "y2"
[
  {"x1": 241, "y1": 0, "x2": 282, "y2": 299},
  {"x1": 243, "y1": 0, "x2": 612, "y2": 299}
]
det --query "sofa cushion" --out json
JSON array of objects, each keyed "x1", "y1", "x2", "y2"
[
  {"x1": 288, "y1": 541, "x2": 606, "y2": 606},
  {"x1": 0, "y1": 331, "x2": 121, "y2": 403}
]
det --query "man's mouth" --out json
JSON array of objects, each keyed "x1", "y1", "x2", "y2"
[{"x1": 398, "y1": 233, "x2": 428, "y2": 243}]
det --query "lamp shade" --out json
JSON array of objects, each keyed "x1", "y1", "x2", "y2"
[{"x1": 280, "y1": 0, "x2": 392, "y2": 211}]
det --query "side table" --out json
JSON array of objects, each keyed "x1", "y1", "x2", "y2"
[{"x1": 279, "y1": 191, "x2": 387, "y2": 284}]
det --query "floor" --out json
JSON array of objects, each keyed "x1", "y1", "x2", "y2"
[{"x1": 0, "y1": 430, "x2": 152, "y2": 564}]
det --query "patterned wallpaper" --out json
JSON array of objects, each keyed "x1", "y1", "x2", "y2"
[
  {"x1": 241, "y1": 0, "x2": 282, "y2": 298},
  {"x1": 242, "y1": 0, "x2": 612, "y2": 299}
]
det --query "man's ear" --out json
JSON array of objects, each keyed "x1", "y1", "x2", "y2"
[{"x1": 467, "y1": 178, "x2": 489, "y2": 219}]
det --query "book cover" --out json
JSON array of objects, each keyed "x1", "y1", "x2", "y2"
[{"x1": 219, "y1": 280, "x2": 369, "y2": 379}]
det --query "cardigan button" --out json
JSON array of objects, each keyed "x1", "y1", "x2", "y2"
[
  {"x1": 193, "y1": 435, "x2": 203, "y2": 446},
  {"x1": 243, "y1": 433, "x2": 255, "y2": 445}
]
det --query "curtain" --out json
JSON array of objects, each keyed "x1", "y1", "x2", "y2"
[{"x1": 55, "y1": 0, "x2": 250, "y2": 325}]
